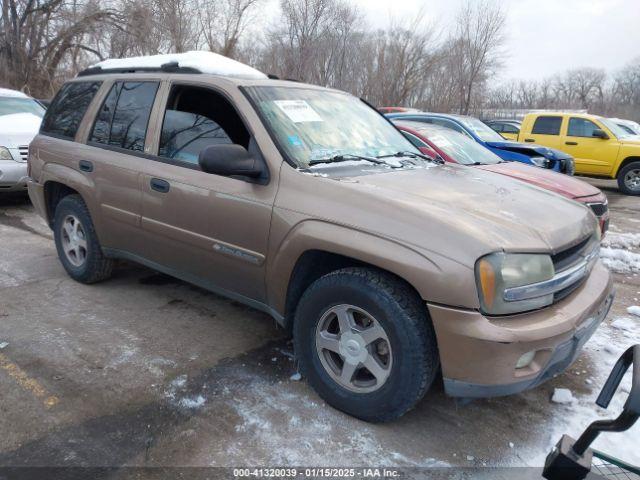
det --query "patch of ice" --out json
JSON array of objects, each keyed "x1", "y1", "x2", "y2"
[
  {"x1": 600, "y1": 247, "x2": 640, "y2": 274},
  {"x1": 611, "y1": 317, "x2": 637, "y2": 331},
  {"x1": 551, "y1": 388, "x2": 575, "y2": 404},
  {"x1": 178, "y1": 395, "x2": 206, "y2": 409},
  {"x1": 627, "y1": 306, "x2": 640, "y2": 317}
]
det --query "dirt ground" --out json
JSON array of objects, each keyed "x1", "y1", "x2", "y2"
[{"x1": 0, "y1": 177, "x2": 638, "y2": 476}]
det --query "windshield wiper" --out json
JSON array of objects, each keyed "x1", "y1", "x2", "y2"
[
  {"x1": 308, "y1": 154, "x2": 401, "y2": 168},
  {"x1": 377, "y1": 151, "x2": 445, "y2": 164}
]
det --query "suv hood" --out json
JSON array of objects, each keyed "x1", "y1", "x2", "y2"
[
  {"x1": 292, "y1": 164, "x2": 596, "y2": 268},
  {"x1": 0, "y1": 113, "x2": 42, "y2": 147},
  {"x1": 485, "y1": 140, "x2": 572, "y2": 160},
  {"x1": 475, "y1": 162, "x2": 601, "y2": 199}
]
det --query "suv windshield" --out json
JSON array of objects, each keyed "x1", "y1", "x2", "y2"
[
  {"x1": 0, "y1": 97, "x2": 45, "y2": 118},
  {"x1": 425, "y1": 129, "x2": 502, "y2": 165},
  {"x1": 245, "y1": 86, "x2": 419, "y2": 168},
  {"x1": 458, "y1": 117, "x2": 505, "y2": 142}
]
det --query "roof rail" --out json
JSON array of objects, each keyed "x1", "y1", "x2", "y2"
[{"x1": 77, "y1": 61, "x2": 201, "y2": 77}]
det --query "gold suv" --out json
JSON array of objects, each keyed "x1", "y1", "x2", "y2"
[{"x1": 27, "y1": 53, "x2": 613, "y2": 421}]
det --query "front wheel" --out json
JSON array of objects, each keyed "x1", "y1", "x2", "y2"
[
  {"x1": 293, "y1": 268, "x2": 439, "y2": 422},
  {"x1": 617, "y1": 161, "x2": 640, "y2": 195}
]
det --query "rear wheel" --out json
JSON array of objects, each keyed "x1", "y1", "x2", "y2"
[
  {"x1": 617, "y1": 161, "x2": 640, "y2": 195},
  {"x1": 53, "y1": 194, "x2": 113, "y2": 283},
  {"x1": 293, "y1": 267, "x2": 439, "y2": 422}
]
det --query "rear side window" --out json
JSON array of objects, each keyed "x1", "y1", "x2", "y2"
[
  {"x1": 41, "y1": 82, "x2": 102, "y2": 139},
  {"x1": 532, "y1": 116, "x2": 562, "y2": 135},
  {"x1": 90, "y1": 81, "x2": 159, "y2": 152},
  {"x1": 503, "y1": 124, "x2": 519, "y2": 133},
  {"x1": 568, "y1": 118, "x2": 600, "y2": 137}
]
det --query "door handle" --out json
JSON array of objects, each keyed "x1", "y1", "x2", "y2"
[
  {"x1": 150, "y1": 178, "x2": 170, "y2": 193},
  {"x1": 79, "y1": 160, "x2": 93, "y2": 172},
  {"x1": 565, "y1": 141, "x2": 578, "y2": 146},
  {"x1": 524, "y1": 138, "x2": 535, "y2": 143}
]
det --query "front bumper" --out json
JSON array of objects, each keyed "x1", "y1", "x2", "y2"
[
  {"x1": 0, "y1": 159, "x2": 28, "y2": 191},
  {"x1": 428, "y1": 260, "x2": 614, "y2": 398}
]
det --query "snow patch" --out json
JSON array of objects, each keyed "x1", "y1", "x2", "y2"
[
  {"x1": 611, "y1": 317, "x2": 637, "y2": 331},
  {"x1": 602, "y1": 232, "x2": 640, "y2": 249},
  {"x1": 600, "y1": 247, "x2": 640, "y2": 274},
  {"x1": 628, "y1": 306, "x2": 640, "y2": 317},
  {"x1": 179, "y1": 395, "x2": 206, "y2": 409},
  {"x1": 551, "y1": 388, "x2": 575, "y2": 404},
  {"x1": 91, "y1": 51, "x2": 267, "y2": 79}
]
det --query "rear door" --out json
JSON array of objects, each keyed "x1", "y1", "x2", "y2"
[
  {"x1": 521, "y1": 115, "x2": 565, "y2": 150},
  {"x1": 563, "y1": 117, "x2": 619, "y2": 175},
  {"x1": 136, "y1": 81, "x2": 277, "y2": 304},
  {"x1": 79, "y1": 79, "x2": 160, "y2": 254}
]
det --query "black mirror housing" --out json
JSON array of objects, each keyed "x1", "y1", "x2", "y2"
[
  {"x1": 592, "y1": 129, "x2": 609, "y2": 139},
  {"x1": 198, "y1": 144, "x2": 264, "y2": 180}
]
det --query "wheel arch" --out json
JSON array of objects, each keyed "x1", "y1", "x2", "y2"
[
  {"x1": 267, "y1": 219, "x2": 476, "y2": 331},
  {"x1": 615, "y1": 155, "x2": 640, "y2": 177},
  {"x1": 41, "y1": 163, "x2": 96, "y2": 227}
]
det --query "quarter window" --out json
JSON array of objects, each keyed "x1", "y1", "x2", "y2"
[
  {"x1": 90, "y1": 81, "x2": 159, "y2": 152},
  {"x1": 532, "y1": 116, "x2": 562, "y2": 135},
  {"x1": 41, "y1": 82, "x2": 102, "y2": 139},
  {"x1": 568, "y1": 118, "x2": 600, "y2": 138}
]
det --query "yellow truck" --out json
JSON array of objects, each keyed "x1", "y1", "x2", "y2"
[{"x1": 516, "y1": 113, "x2": 640, "y2": 195}]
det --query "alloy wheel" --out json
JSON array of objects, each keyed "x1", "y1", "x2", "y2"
[{"x1": 61, "y1": 214, "x2": 88, "y2": 267}]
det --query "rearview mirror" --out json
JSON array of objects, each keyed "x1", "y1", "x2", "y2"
[
  {"x1": 199, "y1": 144, "x2": 264, "y2": 179},
  {"x1": 592, "y1": 129, "x2": 609, "y2": 139}
]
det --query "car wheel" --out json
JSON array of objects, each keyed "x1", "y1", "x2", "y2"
[
  {"x1": 293, "y1": 267, "x2": 439, "y2": 422},
  {"x1": 53, "y1": 194, "x2": 113, "y2": 283},
  {"x1": 617, "y1": 161, "x2": 640, "y2": 195}
]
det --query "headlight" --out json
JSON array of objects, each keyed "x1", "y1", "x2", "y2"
[
  {"x1": 0, "y1": 147, "x2": 14, "y2": 160},
  {"x1": 475, "y1": 252, "x2": 554, "y2": 315},
  {"x1": 529, "y1": 156, "x2": 549, "y2": 168}
]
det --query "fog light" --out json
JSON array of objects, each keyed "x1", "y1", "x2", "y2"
[{"x1": 516, "y1": 350, "x2": 536, "y2": 369}]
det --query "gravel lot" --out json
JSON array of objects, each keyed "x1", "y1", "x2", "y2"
[{"x1": 0, "y1": 177, "x2": 638, "y2": 475}]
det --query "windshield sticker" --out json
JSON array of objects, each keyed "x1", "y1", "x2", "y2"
[{"x1": 274, "y1": 100, "x2": 323, "y2": 123}]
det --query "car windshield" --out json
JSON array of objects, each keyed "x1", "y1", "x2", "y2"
[
  {"x1": 0, "y1": 97, "x2": 45, "y2": 118},
  {"x1": 600, "y1": 118, "x2": 637, "y2": 139},
  {"x1": 424, "y1": 129, "x2": 502, "y2": 165},
  {"x1": 458, "y1": 117, "x2": 505, "y2": 142},
  {"x1": 244, "y1": 86, "x2": 419, "y2": 168}
]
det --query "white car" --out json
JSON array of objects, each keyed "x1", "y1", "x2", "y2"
[
  {"x1": 609, "y1": 117, "x2": 640, "y2": 136},
  {"x1": 0, "y1": 88, "x2": 45, "y2": 191}
]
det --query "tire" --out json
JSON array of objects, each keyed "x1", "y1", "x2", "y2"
[
  {"x1": 53, "y1": 194, "x2": 113, "y2": 283},
  {"x1": 293, "y1": 267, "x2": 439, "y2": 422},
  {"x1": 617, "y1": 161, "x2": 640, "y2": 195}
]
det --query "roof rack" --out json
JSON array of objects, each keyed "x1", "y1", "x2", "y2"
[{"x1": 77, "y1": 61, "x2": 200, "y2": 77}]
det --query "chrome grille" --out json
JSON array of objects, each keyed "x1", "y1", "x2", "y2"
[{"x1": 17, "y1": 145, "x2": 28, "y2": 162}]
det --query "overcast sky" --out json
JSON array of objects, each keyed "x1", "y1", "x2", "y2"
[{"x1": 346, "y1": 0, "x2": 640, "y2": 81}]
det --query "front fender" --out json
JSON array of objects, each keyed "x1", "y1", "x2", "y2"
[{"x1": 266, "y1": 216, "x2": 478, "y2": 317}]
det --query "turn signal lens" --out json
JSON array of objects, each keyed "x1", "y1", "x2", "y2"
[{"x1": 478, "y1": 259, "x2": 496, "y2": 309}]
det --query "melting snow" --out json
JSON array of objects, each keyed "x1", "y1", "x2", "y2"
[
  {"x1": 628, "y1": 306, "x2": 640, "y2": 317},
  {"x1": 600, "y1": 247, "x2": 640, "y2": 274},
  {"x1": 551, "y1": 388, "x2": 575, "y2": 404}
]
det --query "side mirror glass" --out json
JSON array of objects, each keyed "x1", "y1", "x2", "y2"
[
  {"x1": 592, "y1": 129, "x2": 609, "y2": 139},
  {"x1": 198, "y1": 144, "x2": 264, "y2": 179}
]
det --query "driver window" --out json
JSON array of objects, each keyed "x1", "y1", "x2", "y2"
[
  {"x1": 568, "y1": 118, "x2": 600, "y2": 138},
  {"x1": 158, "y1": 85, "x2": 250, "y2": 165}
]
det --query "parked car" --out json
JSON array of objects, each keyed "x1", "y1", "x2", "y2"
[
  {"x1": 516, "y1": 112, "x2": 640, "y2": 195},
  {"x1": 386, "y1": 112, "x2": 575, "y2": 175},
  {"x1": 394, "y1": 121, "x2": 609, "y2": 235},
  {"x1": 608, "y1": 117, "x2": 640, "y2": 136},
  {"x1": 377, "y1": 106, "x2": 419, "y2": 114},
  {"x1": 0, "y1": 88, "x2": 45, "y2": 192},
  {"x1": 28, "y1": 52, "x2": 613, "y2": 422},
  {"x1": 485, "y1": 119, "x2": 521, "y2": 141}
]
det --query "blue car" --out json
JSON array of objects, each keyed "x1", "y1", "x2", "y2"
[{"x1": 385, "y1": 112, "x2": 574, "y2": 174}]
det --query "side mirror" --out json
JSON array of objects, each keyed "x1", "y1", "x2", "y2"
[
  {"x1": 198, "y1": 144, "x2": 264, "y2": 179},
  {"x1": 592, "y1": 129, "x2": 609, "y2": 139}
]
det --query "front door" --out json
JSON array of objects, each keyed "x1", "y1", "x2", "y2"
[
  {"x1": 137, "y1": 82, "x2": 277, "y2": 304},
  {"x1": 563, "y1": 117, "x2": 620, "y2": 176}
]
